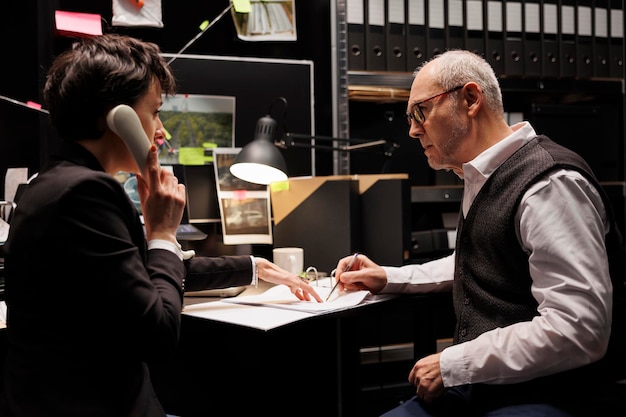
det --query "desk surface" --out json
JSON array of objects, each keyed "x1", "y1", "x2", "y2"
[
  {"x1": 183, "y1": 281, "x2": 395, "y2": 331},
  {"x1": 154, "y1": 289, "x2": 454, "y2": 417}
]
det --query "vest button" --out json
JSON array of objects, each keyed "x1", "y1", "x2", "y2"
[
  {"x1": 460, "y1": 329, "x2": 467, "y2": 337},
  {"x1": 464, "y1": 297, "x2": 470, "y2": 305}
]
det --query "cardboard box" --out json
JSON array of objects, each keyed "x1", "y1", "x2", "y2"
[
  {"x1": 357, "y1": 174, "x2": 411, "y2": 266},
  {"x1": 270, "y1": 174, "x2": 410, "y2": 273},
  {"x1": 271, "y1": 176, "x2": 359, "y2": 274}
]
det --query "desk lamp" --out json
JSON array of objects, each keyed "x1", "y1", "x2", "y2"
[
  {"x1": 230, "y1": 97, "x2": 399, "y2": 185},
  {"x1": 229, "y1": 113, "x2": 289, "y2": 185}
]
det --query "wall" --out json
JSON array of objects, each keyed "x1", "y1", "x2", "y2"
[{"x1": 0, "y1": 0, "x2": 336, "y2": 198}]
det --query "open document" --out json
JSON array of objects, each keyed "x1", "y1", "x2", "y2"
[
  {"x1": 182, "y1": 279, "x2": 393, "y2": 331},
  {"x1": 224, "y1": 278, "x2": 370, "y2": 313}
]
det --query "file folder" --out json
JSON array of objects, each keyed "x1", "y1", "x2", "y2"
[
  {"x1": 593, "y1": 0, "x2": 611, "y2": 78},
  {"x1": 559, "y1": 0, "x2": 578, "y2": 78},
  {"x1": 523, "y1": 0, "x2": 543, "y2": 77},
  {"x1": 427, "y1": 0, "x2": 446, "y2": 59},
  {"x1": 541, "y1": 0, "x2": 560, "y2": 77},
  {"x1": 347, "y1": 0, "x2": 366, "y2": 71},
  {"x1": 486, "y1": 0, "x2": 506, "y2": 76},
  {"x1": 503, "y1": 1, "x2": 525, "y2": 76},
  {"x1": 386, "y1": 0, "x2": 407, "y2": 71},
  {"x1": 576, "y1": 0, "x2": 594, "y2": 78},
  {"x1": 406, "y1": 0, "x2": 428, "y2": 72},
  {"x1": 446, "y1": 0, "x2": 465, "y2": 51},
  {"x1": 365, "y1": 0, "x2": 387, "y2": 71},
  {"x1": 609, "y1": 0, "x2": 624, "y2": 78},
  {"x1": 465, "y1": 0, "x2": 485, "y2": 56}
]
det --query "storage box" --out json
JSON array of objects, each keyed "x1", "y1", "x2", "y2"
[
  {"x1": 270, "y1": 174, "x2": 410, "y2": 273},
  {"x1": 271, "y1": 176, "x2": 359, "y2": 274}
]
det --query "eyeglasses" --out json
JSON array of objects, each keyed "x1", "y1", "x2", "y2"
[{"x1": 406, "y1": 85, "x2": 464, "y2": 126}]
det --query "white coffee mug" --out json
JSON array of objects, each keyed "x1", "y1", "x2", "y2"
[{"x1": 273, "y1": 247, "x2": 304, "y2": 275}]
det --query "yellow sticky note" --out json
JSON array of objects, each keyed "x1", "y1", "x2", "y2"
[
  {"x1": 178, "y1": 147, "x2": 206, "y2": 166},
  {"x1": 199, "y1": 20, "x2": 209, "y2": 31},
  {"x1": 232, "y1": 0, "x2": 252, "y2": 13},
  {"x1": 163, "y1": 127, "x2": 171, "y2": 140},
  {"x1": 270, "y1": 180, "x2": 290, "y2": 192}
]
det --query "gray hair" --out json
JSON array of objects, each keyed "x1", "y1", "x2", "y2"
[{"x1": 415, "y1": 50, "x2": 504, "y2": 114}]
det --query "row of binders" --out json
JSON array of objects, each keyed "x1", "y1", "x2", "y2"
[{"x1": 346, "y1": 0, "x2": 625, "y2": 79}]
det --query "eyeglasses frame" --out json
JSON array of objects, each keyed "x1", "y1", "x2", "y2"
[{"x1": 406, "y1": 85, "x2": 465, "y2": 126}]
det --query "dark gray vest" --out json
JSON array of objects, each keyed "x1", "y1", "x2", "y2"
[{"x1": 454, "y1": 135, "x2": 625, "y2": 384}]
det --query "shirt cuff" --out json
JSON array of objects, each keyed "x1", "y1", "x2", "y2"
[
  {"x1": 250, "y1": 255, "x2": 258, "y2": 287},
  {"x1": 439, "y1": 342, "x2": 470, "y2": 387}
]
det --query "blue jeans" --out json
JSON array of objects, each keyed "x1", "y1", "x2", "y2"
[{"x1": 380, "y1": 387, "x2": 575, "y2": 417}]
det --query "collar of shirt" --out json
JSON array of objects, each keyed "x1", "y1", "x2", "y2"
[{"x1": 461, "y1": 122, "x2": 537, "y2": 217}]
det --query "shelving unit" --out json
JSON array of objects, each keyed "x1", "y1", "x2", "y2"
[{"x1": 332, "y1": 2, "x2": 626, "y2": 414}]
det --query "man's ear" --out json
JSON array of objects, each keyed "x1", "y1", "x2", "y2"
[{"x1": 463, "y1": 82, "x2": 482, "y2": 117}]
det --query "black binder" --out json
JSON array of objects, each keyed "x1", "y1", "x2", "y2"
[
  {"x1": 365, "y1": 0, "x2": 387, "y2": 71},
  {"x1": 426, "y1": 0, "x2": 446, "y2": 59},
  {"x1": 559, "y1": 0, "x2": 578, "y2": 77},
  {"x1": 541, "y1": 0, "x2": 561, "y2": 77},
  {"x1": 485, "y1": 0, "x2": 506, "y2": 77},
  {"x1": 523, "y1": 0, "x2": 543, "y2": 77},
  {"x1": 576, "y1": 0, "x2": 595, "y2": 78},
  {"x1": 465, "y1": 0, "x2": 485, "y2": 57},
  {"x1": 405, "y1": 0, "x2": 427, "y2": 72},
  {"x1": 593, "y1": 0, "x2": 611, "y2": 78},
  {"x1": 503, "y1": 1, "x2": 525, "y2": 77},
  {"x1": 386, "y1": 0, "x2": 407, "y2": 71},
  {"x1": 608, "y1": 0, "x2": 624, "y2": 78},
  {"x1": 347, "y1": 0, "x2": 366, "y2": 71},
  {"x1": 445, "y1": 0, "x2": 465, "y2": 51}
]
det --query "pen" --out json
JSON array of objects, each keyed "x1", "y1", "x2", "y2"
[{"x1": 326, "y1": 252, "x2": 359, "y2": 302}]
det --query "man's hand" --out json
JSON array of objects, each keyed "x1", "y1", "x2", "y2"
[
  {"x1": 334, "y1": 253, "x2": 387, "y2": 294},
  {"x1": 409, "y1": 352, "x2": 447, "y2": 403}
]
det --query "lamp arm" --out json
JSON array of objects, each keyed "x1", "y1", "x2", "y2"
[
  {"x1": 284, "y1": 132, "x2": 351, "y2": 142},
  {"x1": 279, "y1": 133, "x2": 399, "y2": 156},
  {"x1": 275, "y1": 141, "x2": 351, "y2": 152},
  {"x1": 343, "y1": 139, "x2": 387, "y2": 151}
]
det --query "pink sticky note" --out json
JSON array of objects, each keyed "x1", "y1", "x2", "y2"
[
  {"x1": 55, "y1": 10, "x2": 103, "y2": 38},
  {"x1": 232, "y1": 190, "x2": 247, "y2": 200},
  {"x1": 26, "y1": 101, "x2": 42, "y2": 110}
]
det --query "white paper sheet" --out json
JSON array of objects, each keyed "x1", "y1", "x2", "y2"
[
  {"x1": 182, "y1": 280, "x2": 393, "y2": 331},
  {"x1": 183, "y1": 301, "x2": 314, "y2": 331},
  {"x1": 223, "y1": 277, "x2": 370, "y2": 313}
]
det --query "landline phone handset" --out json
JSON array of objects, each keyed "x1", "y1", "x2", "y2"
[
  {"x1": 106, "y1": 104, "x2": 153, "y2": 175},
  {"x1": 105, "y1": 104, "x2": 196, "y2": 260}
]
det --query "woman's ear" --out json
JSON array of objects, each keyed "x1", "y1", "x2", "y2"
[{"x1": 97, "y1": 113, "x2": 109, "y2": 137}]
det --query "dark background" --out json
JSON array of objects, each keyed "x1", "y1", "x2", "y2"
[{"x1": 1, "y1": 1, "x2": 624, "y2": 195}]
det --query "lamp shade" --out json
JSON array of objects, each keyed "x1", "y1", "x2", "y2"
[{"x1": 230, "y1": 115, "x2": 288, "y2": 185}]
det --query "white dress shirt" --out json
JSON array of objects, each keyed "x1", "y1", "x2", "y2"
[{"x1": 382, "y1": 122, "x2": 613, "y2": 386}]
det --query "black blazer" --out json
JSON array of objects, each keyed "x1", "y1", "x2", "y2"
[{"x1": 0, "y1": 142, "x2": 253, "y2": 417}]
